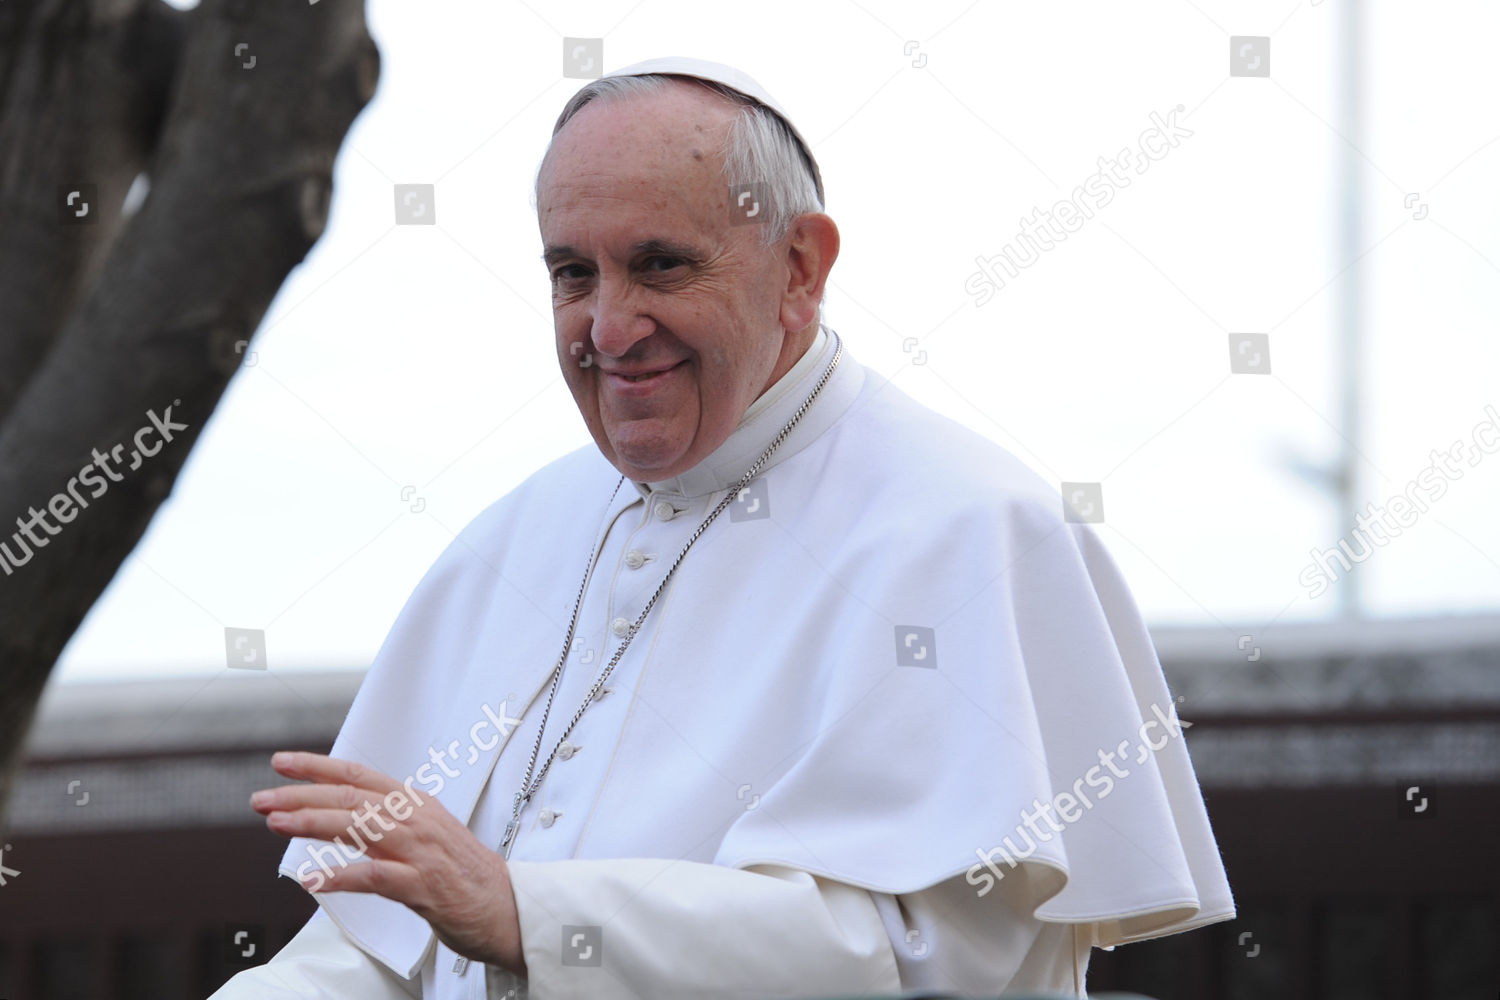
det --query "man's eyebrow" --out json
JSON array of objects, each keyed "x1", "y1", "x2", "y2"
[{"x1": 540, "y1": 239, "x2": 704, "y2": 267}]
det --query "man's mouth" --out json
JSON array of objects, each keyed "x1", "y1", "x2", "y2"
[{"x1": 605, "y1": 360, "x2": 686, "y2": 386}]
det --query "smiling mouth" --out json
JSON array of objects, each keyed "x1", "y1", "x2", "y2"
[{"x1": 607, "y1": 360, "x2": 685, "y2": 384}]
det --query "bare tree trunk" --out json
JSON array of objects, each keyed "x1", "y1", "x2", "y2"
[{"x1": 0, "y1": 0, "x2": 379, "y2": 831}]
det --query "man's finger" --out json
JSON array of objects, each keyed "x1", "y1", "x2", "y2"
[
  {"x1": 300, "y1": 856, "x2": 422, "y2": 904},
  {"x1": 265, "y1": 805, "x2": 410, "y2": 855},
  {"x1": 251, "y1": 781, "x2": 391, "y2": 817},
  {"x1": 270, "y1": 751, "x2": 404, "y2": 795}
]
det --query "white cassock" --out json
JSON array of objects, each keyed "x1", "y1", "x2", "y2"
[{"x1": 211, "y1": 325, "x2": 1234, "y2": 1000}]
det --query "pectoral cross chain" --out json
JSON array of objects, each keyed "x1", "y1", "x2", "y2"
[{"x1": 500, "y1": 791, "x2": 525, "y2": 860}]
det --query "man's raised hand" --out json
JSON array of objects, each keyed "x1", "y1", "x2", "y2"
[{"x1": 251, "y1": 750, "x2": 526, "y2": 976}]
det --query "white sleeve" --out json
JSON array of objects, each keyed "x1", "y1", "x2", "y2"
[
  {"x1": 496, "y1": 859, "x2": 902, "y2": 1000},
  {"x1": 207, "y1": 907, "x2": 422, "y2": 1000},
  {"x1": 869, "y1": 867, "x2": 1093, "y2": 997}
]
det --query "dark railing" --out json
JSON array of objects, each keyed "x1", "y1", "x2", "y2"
[{"x1": 4, "y1": 717, "x2": 1496, "y2": 999}]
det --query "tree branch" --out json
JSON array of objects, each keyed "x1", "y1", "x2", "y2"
[{"x1": 0, "y1": 0, "x2": 380, "y2": 830}]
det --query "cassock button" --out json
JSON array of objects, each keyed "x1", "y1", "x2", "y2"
[
  {"x1": 624, "y1": 549, "x2": 646, "y2": 569},
  {"x1": 610, "y1": 617, "x2": 631, "y2": 637},
  {"x1": 538, "y1": 808, "x2": 560, "y2": 828},
  {"x1": 558, "y1": 740, "x2": 579, "y2": 760},
  {"x1": 653, "y1": 501, "x2": 677, "y2": 521}
]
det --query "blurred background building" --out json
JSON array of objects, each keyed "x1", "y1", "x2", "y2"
[{"x1": 4, "y1": 614, "x2": 1497, "y2": 999}]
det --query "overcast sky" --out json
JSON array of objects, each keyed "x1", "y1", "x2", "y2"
[{"x1": 52, "y1": 0, "x2": 1500, "y2": 682}]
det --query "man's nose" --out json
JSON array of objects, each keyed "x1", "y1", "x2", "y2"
[{"x1": 588, "y1": 278, "x2": 654, "y2": 358}]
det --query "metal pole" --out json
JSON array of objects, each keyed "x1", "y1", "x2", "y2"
[{"x1": 1335, "y1": 0, "x2": 1366, "y2": 618}]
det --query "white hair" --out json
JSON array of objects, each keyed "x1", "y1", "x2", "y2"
[{"x1": 534, "y1": 73, "x2": 824, "y2": 250}]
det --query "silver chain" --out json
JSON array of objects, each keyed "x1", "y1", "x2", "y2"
[{"x1": 498, "y1": 330, "x2": 844, "y2": 860}]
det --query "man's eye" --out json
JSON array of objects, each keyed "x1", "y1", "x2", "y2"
[
  {"x1": 552, "y1": 265, "x2": 589, "y2": 283},
  {"x1": 645, "y1": 257, "x2": 684, "y2": 272}
]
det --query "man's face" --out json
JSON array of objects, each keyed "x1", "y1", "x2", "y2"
[{"x1": 536, "y1": 83, "x2": 795, "y2": 482}]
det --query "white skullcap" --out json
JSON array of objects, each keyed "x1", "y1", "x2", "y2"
[{"x1": 593, "y1": 55, "x2": 826, "y2": 205}]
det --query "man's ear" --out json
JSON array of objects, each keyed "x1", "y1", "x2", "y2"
[{"x1": 779, "y1": 213, "x2": 840, "y2": 333}]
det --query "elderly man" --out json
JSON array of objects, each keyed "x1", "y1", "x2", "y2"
[{"x1": 211, "y1": 56, "x2": 1233, "y2": 1000}]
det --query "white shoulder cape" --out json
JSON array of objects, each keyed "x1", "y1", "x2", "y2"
[{"x1": 279, "y1": 356, "x2": 1234, "y2": 978}]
